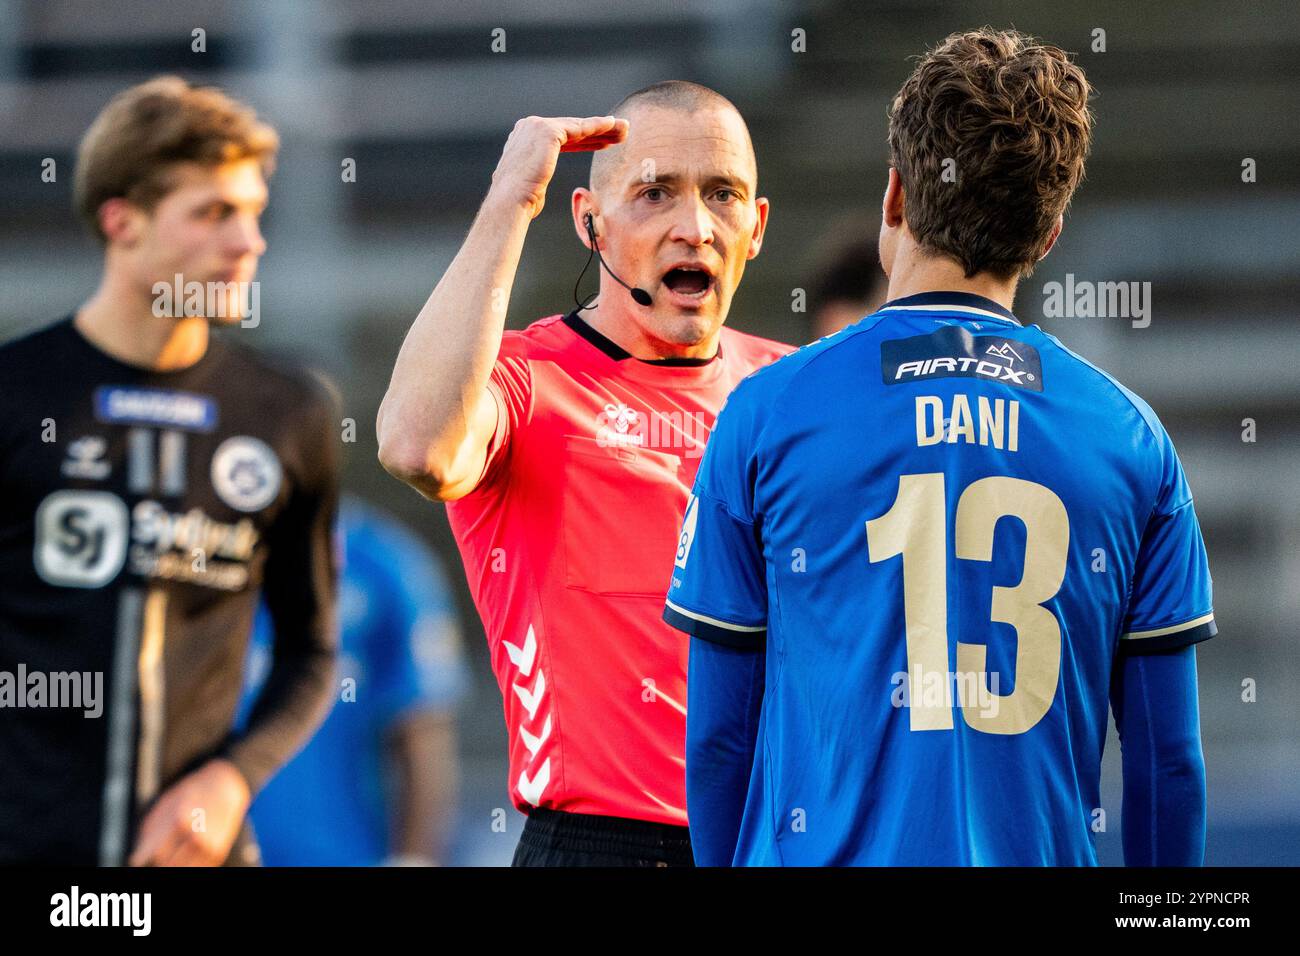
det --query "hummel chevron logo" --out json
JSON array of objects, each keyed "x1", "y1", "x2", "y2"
[
  {"x1": 503, "y1": 624, "x2": 537, "y2": 677},
  {"x1": 512, "y1": 669, "x2": 546, "y2": 720},
  {"x1": 517, "y1": 758, "x2": 551, "y2": 806},
  {"x1": 519, "y1": 715, "x2": 552, "y2": 756}
]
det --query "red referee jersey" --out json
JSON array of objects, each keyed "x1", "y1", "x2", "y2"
[{"x1": 446, "y1": 312, "x2": 791, "y2": 825}]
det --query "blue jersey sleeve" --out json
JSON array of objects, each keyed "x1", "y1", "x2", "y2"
[
  {"x1": 1110, "y1": 646, "x2": 1207, "y2": 865},
  {"x1": 663, "y1": 382, "x2": 768, "y2": 649},
  {"x1": 686, "y1": 638, "x2": 765, "y2": 866},
  {"x1": 1119, "y1": 428, "x2": 1216, "y2": 654},
  {"x1": 360, "y1": 522, "x2": 470, "y2": 722}
]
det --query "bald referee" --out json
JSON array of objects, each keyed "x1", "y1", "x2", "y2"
[{"x1": 378, "y1": 81, "x2": 791, "y2": 866}]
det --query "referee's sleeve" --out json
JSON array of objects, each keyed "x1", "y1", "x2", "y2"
[
  {"x1": 474, "y1": 347, "x2": 533, "y2": 495},
  {"x1": 663, "y1": 380, "x2": 767, "y2": 649}
]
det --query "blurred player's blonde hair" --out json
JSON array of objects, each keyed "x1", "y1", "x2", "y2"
[
  {"x1": 73, "y1": 75, "x2": 278, "y2": 244},
  {"x1": 888, "y1": 28, "x2": 1093, "y2": 279}
]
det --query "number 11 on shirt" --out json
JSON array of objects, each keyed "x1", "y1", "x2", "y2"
[{"x1": 866, "y1": 473, "x2": 1070, "y2": 736}]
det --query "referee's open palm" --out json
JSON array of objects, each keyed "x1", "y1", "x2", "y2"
[{"x1": 490, "y1": 115, "x2": 628, "y2": 219}]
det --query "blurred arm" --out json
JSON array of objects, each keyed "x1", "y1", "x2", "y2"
[
  {"x1": 1110, "y1": 645, "x2": 1207, "y2": 866},
  {"x1": 686, "y1": 638, "x2": 765, "y2": 866},
  {"x1": 223, "y1": 392, "x2": 340, "y2": 796}
]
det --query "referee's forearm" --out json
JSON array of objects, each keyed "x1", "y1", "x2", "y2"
[{"x1": 377, "y1": 192, "x2": 532, "y2": 483}]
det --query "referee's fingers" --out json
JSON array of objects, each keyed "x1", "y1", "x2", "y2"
[{"x1": 559, "y1": 115, "x2": 627, "y2": 153}]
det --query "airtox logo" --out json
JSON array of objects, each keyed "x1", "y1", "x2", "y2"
[{"x1": 881, "y1": 327, "x2": 1043, "y2": 392}]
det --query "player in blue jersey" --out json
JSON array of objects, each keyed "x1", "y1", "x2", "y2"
[
  {"x1": 664, "y1": 29, "x2": 1214, "y2": 866},
  {"x1": 238, "y1": 496, "x2": 470, "y2": 865}
]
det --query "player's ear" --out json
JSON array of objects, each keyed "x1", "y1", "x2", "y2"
[
  {"x1": 572, "y1": 188, "x2": 597, "y2": 250},
  {"x1": 882, "y1": 168, "x2": 906, "y2": 229},
  {"x1": 746, "y1": 196, "x2": 770, "y2": 260},
  {"x1": 98, "y1": 197, "x2": 144, "y2": 248},
  {"x1": 1037, "y1": 215, "x2": 1064, "y2": 261}
]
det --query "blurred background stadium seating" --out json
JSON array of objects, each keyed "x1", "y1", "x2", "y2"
[{"x1": 2, "y1": 0, "x2": 1296, "y2": 865}]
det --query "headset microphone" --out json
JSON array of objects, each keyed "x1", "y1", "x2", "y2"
[{"x1": 575, "y1": 213, "x2": 652, "y2": 309}]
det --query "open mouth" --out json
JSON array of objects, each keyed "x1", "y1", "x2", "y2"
[{"x1": 661, "y1": 266, "x2": 713, "y2": 299}]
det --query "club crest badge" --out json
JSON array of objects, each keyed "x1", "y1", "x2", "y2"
[{"x1": 210, "y1": 436, "x2": 281, "y2": 512}]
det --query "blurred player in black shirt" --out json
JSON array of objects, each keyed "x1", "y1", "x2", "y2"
[{"x1": 0, "y1": 77, "x2": 339, "y2": 865}]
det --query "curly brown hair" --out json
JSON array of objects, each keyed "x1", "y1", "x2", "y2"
[
  {"x1": 887, "y1": 28, "x2": 1093, "y2": 279},
  {"x1": 74, "y1": 76, "x2": 279, "y2": 244}
]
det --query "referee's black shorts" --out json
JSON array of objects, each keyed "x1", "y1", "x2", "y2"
[{"x1": 512, "y1": 807, "x2": 695, "y2": 867}]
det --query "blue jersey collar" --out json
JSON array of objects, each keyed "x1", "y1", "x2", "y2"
[{"x1": 877, "y1": 291, "x2": 1021, "y2": 326}]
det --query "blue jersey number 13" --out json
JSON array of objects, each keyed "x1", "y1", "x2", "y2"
[{"x1": 866, "y1": 474, "x2": 1069, "y2": 735}]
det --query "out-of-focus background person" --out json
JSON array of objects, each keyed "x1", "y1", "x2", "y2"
[
  {"x1": 807, "y1": 229, "x2": 889, "y2": 340},
  {"x1": 2, "y1": 0, "x2": 1297, "y2": 865},
  {"x1": 0, "y1": 73, "x2": 340, "y2": 867},
  {"x1": 238, "y1": 495, "x2": 470, "y2": 866}
]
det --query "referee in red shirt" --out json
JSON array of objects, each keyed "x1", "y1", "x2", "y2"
[{"x1": 378, "y1": 81, "x2": 791, "y2": 866}]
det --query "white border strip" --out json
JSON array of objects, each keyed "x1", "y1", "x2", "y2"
[
  {"x1": 100, "y1": 587, "x2": 142, "y2": 866},
  {"x1": 1122, "y1": 612, "x2": 1215, "y2": 641},
  {"x1": 880, "y1": 304, "x2": 1019, "y2": 323}
]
